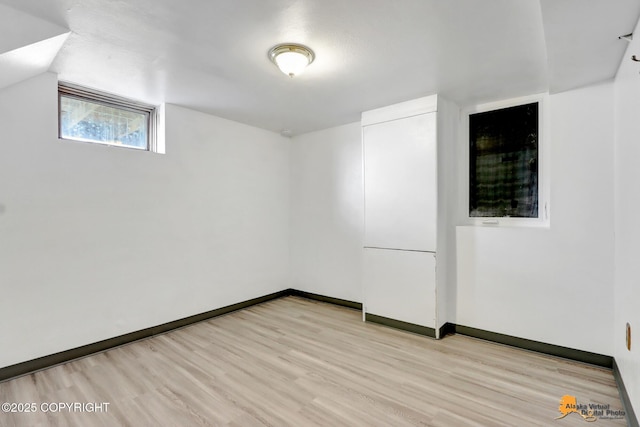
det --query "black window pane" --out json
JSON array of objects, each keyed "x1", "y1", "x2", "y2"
[{"x1": 469, "y1": 102, "x2": 538, "y2": 218}]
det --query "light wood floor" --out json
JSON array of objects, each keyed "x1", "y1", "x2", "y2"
[{"x1": 0, "y1": 296, "x2": 627, "y2": 426}]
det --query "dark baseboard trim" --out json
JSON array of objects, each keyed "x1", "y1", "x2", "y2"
[
  {"x1": 454, "y1": 324, "x2": 613, "y2": 368},
  {"x1": 0, "y1": 289, "x2": 289, "y2": 383},
  {"x1": 288, "y1": 289, "x2": 362, "y2": 310},
  {"x1": 365, "y1": 313, "x2": 436, "y2": 338},
  {"x1": 613, "y1": 358, "x2": 639, "y2": 427},
  {"x1": 438, "y1": 322, "x2": 456, "y2": 339}
]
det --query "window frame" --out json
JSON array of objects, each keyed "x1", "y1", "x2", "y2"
[
  {"x1": 460, "y1": 93, "x2": 550, "y2": 227},
  {"x1": 58, "y1": 82, "x2": 158, "y2": 152}
]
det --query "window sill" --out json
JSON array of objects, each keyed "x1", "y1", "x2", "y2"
[{"x1": 463, "y1": 217, "x2": 550, "y2": 229}]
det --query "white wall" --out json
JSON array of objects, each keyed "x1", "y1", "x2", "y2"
[
  {"x1": 0, "y1": 73, "x2": 291, "y2": 368},
  {"x1": 435, "y1": 96, "x2": 459, "y2": 330},
  {"x1": 289, "y1": 123, "x2": 363, "y2": 303},
  {"x1": 613, "y1": 18, "x2": 640, "y2": 416},
  {"x1": 455, "y1": 82, "x2": 615, "y2": 355}
]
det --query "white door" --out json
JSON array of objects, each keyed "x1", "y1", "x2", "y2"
[{"x1": 363, "y1": 248, "x2": 436, "y2": 328}]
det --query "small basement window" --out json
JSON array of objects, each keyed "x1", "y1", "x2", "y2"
[
  {"x1": 469, "y1": 102, "x2": 539, "y2": 219},
  {"x1": 58, "y1": 83, "x2": 157, "y2": 151}
]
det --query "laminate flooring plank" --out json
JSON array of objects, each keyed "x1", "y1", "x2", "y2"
[{"x1": 0, "y1": 296, "x2": 628, "y2": 426}]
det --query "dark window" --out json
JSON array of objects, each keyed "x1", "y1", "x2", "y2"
[{"x1": 469, "y1": 102, "x2": 538, "y2": 218}]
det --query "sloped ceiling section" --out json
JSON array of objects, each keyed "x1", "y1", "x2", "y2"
[
  {"x1": 0, "y1": 4, "x2": 69, "y2": 91},
  {"x1": 540, "y1": 0, "x2": 640, "y2": 94}
]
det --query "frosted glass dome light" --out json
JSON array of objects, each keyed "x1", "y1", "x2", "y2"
[{"x1": 269, "y1": 44, "x2": 315, "y2": 77}]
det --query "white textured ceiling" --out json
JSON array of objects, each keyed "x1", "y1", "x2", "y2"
[{"x1": 1, "y1": 0, "x2": 639, "y2": 135}]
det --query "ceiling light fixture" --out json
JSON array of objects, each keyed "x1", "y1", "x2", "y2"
[{"x1": 268, "y1": 43, "x2": 315, "y2": 77}]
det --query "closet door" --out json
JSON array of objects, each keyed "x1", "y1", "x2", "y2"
[
  {"x1": 363, "y1": 112, "x2": 437, "y2": 252},
  {"x1": 363, "y1": 248, "x2": 436, "y2": 327}
]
